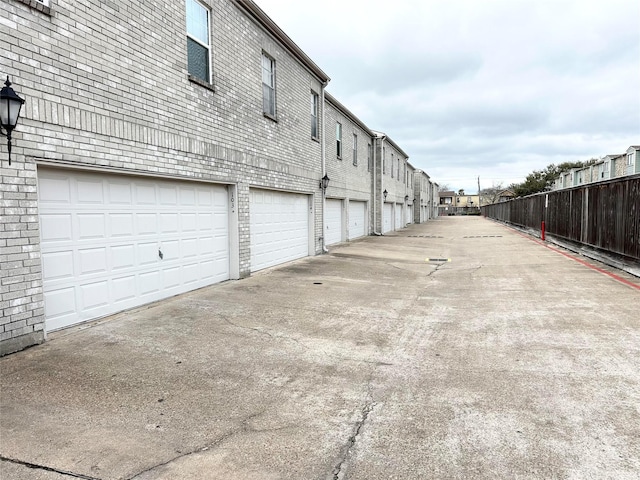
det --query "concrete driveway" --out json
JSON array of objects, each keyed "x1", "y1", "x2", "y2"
[{"x1": 2, "y1": 216, "x2": 639, "y2": 479}]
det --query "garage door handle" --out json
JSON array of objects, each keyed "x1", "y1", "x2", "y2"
[{"x1": 158, "y1": 249, "x2": 163, "y2": 260}]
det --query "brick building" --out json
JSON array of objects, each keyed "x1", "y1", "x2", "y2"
[{"x1": 1, "y1": 0, "x2": 437, "y2": 355}]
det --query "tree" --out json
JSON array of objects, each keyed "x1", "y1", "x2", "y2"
[
  {"x1": 512, "y1": 161, "x2": 586, "y2": 197},
  {"x1": 437, "y1": 184, "x2": 451, "y2": 192},
  {"x1": 480, "y1": 182, "x2": 505, "y2": 205}
]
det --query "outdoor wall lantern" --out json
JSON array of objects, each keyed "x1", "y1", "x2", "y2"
[
  {"x1": 320, "y1": 174, "x2": 330, "y2": 191},
  {"x1": 383, "y1": 189, "x2": 388, "y2": 200},
  {"x1": 404, "y1": 195, "x2": 409, "y2": 202},
  {"x1": 0, "y1": 76, "x2": 26, "y2": 166}
]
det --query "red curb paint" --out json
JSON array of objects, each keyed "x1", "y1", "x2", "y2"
[{"x1": 497, "y1": 222, "x2": 640, "y2": 292}]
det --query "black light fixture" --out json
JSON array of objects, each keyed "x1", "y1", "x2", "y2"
[
  {"x1": 383, "y1": 189, "x2": 388, "y2": 200},
  {"x1": 320, "y1": 174, "x2": 330, "y2": 191},
  {"x1": 0, "y1": 76, "x2": 26, "y2": 166},
  {"x1": 404, "y1": 195, "x2": 409, "y2": 202}
]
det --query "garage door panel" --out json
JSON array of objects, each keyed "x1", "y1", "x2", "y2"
[
  {"x1": 79, "y1": 247, "x2": 107, "y2": 275},
  {"x1": 42, "y1": 252, "x2": 74, "y2": 280},
  {"x1": 111, "y1": 214, "x2": 134, "y2": 236},
  {"x1": 139, "y1": 271, "x2": 161, "y2": 295},
  {"x1": 348, "y1": 201, "x2": 366, "y2": 239},
  {"x1": 77, "y1": 179, "x2": 104, "y2": 204},
  {"x1": 39, "y1": 176, "x2": 71, "y2": 203},
  {"x1": 112, "y1": 245, "x2": 135, "y2": 269},
  {"x1": 138, "y1": 242, "x2": 158, "y2": 266},
  {"x1": 40, "y1": 214, "x2": 72, "y2": 242},
  {"x1": 250, "y1": 189, "x2": 309, "y2": 271},
  {"x1": 111, "y1": 275, "x2": 136, "y2": 303},
  {"x1": 81, "y1": 281, "x2": 109, "y2": 310},
  {"x1": 325, "y1": 199, "x2": 342, "y2": 246},
  {"x1": 78, "y1": 214, "x2": 106, "y2": 239},
  {"x1": 113, "y1": 276, "x2": 136, "y2": 302},
  {"x1": 38, "y1": 169, "x2": 230, "y2": 331},
  {"x1": 108, "y1": 182, "x2": 132, "y2": 204},
  {"x1": 136, "y1": 184, "x2": 156, "y2": 204},
  {"x1": 44, "y1": 288, "x2": 76, "y2": 319},
  {"x1": 179, "y1": 187, "x2": 196, "y2": 206},
  {"x1": 383, "y1": 203, "x2": 392, "y2": 233},
  {"x1": 181, "y1": 213, "x2": 197, "y2": 232}
]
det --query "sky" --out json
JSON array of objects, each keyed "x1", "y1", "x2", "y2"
[{"x1": 256, "y1": 0, "x2": 640, "y2": 194}]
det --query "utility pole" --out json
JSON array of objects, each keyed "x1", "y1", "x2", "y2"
[{"x1": 477, "y1": 176, "x2": 481, "y2": 208}]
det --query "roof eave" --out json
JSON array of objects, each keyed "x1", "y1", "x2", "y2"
[{"x1": 232, "y1": 0, "x2": 330, "y2": 84}]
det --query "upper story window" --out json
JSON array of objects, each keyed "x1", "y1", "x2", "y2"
[
  {"x1": 186, "y1": 0, "x2": 211, "y2": 83},
  {"x1": 262, "y1": 53, "x2": 276, "y2": 117},
  {"x1": 627, "y1": 152, "x2": 635, "y2": 166},
  {"x1": 367, "y1": 143, "x2": 372, "y2": 172},
  {"x1": 336, "y1": 122, "x2": 342, "y2": 158},
  {"x1": 36, "y1": 0, "x2": 50, "y2": 5},
  {"x1": 391, "y1": 153, "x2": 394, "y2": 177},
  {"x1": 310, "y1": 92, "x2": 319, "y2": 139},
  {"x1": 382, "y1": 147, "x2": 386, "y2": 173},
  {"x1": 397, "y1": 159, "x2": 400, "y2": 180},
  {"x1": 352, "y1": 134, "x2": 358, "y2": 166}
]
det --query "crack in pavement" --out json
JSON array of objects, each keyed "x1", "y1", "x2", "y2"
[
  {"x1": 330, "y1": 400, "x2": 376, "y2": 480},
  {"x1": 427, "y1": 262, "x2": 446, "y2": 277},
  {"x1": 0, "y1": 456, "x2": 101, "y2": 480},
  {"x1": 329, "y1": 363, "x2": 382, "y2": 480},
  {"x1": 127, "y1": 410, "x2": 296, "y2": 480}
]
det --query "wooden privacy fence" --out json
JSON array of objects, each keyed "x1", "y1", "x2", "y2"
[{"x1": 481, "y1": 175, "x2": 640, "y2": 262}]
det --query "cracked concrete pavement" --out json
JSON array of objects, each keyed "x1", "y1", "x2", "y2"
[{"x1": 1, "y1": 216, "x2": 640, "y2": 479}]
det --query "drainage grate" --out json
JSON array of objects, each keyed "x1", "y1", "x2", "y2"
[{"x1": 408, "y1": 235, "x2": 444, "y2": 238}]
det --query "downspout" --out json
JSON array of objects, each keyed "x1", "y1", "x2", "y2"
[
  {"x1": 373, "y1": 133, "x2": 386, "y2": 235},
  {"x1": 372, "y1": 135, "x2": 380, "y2": 235},
  {"x1": 321, "y1": 82, "x2": 329, "y2": 252}
]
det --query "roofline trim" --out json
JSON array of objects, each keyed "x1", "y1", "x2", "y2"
[{"x1": 232, "y1": 0, "x2": 330, "y2": 83}]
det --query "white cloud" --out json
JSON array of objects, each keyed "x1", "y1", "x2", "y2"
[{"x1": 257, "y1": 0, "x2": 640, "y2": 193}]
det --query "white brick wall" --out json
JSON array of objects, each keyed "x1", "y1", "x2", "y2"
[
  {"x1": 1, "y1": 0, "x2": 328, "y2": 354},
  {"x1": 1, "y1": 0, "x2": 436, "y2": 354}
]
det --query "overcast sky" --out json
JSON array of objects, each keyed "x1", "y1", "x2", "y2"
[{"x1": 256, "y1": 0, "x2": 639, "y2": 193}]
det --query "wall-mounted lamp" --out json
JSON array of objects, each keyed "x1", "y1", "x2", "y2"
[
  {"x1": 404, "y1": 195, "x2": 409, "y2": 202},
  {"x1": 383, "y1": 189, "x2": 388, "y2": 200},
  {"x1": 320, "y1": 174, "x2": 330, "y2": 191},
  {"x1": 0, "y1": 76, "x2": 25, "y2": 166}
]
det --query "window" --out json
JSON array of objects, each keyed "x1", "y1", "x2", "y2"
[
  {"x1": 391, "y1": 153, "x2": 394, "y2": 177},
  {"x1": 382, "y1": 147, "x2": 386, "y2": 173},
  {"x1": 186, "y1": 0, "x2": 211, "y2": 83},
  {"x1": 367, "y1": 143, "x2": 372, "y2": 172},
  {"x1": 627, "y1": 153, "x2": 634, "y2": 166},
  {"x1": 336, "y1": 122, "x2": 342, "y2": 157},
  {"x1": 262, "y1": 53, "x2": 276, "y2": 117},
  {"x1": 352, "y1": 134, "x2": 358, "y2": 166},
  {"x1": 397, "y1": 158, "x2": 400, "y2": 180},
  {"x1": 310, "y1": 92, "x2": 319, "y2": 139}
]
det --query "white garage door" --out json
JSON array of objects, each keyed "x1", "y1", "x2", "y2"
[
  {"x1": 325, "y1": 199, "x2": 343, "y2": 246},
  {"x1": 383, "y1": 203, "x2": 393, "y2": 233},
  {"x1": 348, "y1": 200, "x2": 366, "y2": 239},
  {"x1": 406, "y1": 204, "x2": 413, "y2": 224},
  {"x1": 250, "y1": 189, "x2": 309, "y2": 271},
  {"x1": 395, "y1": 203, "x2": 403, "y2": 229},
  {"x1": 38, "y1": 168, "x2": 230, "y2": 332}
]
